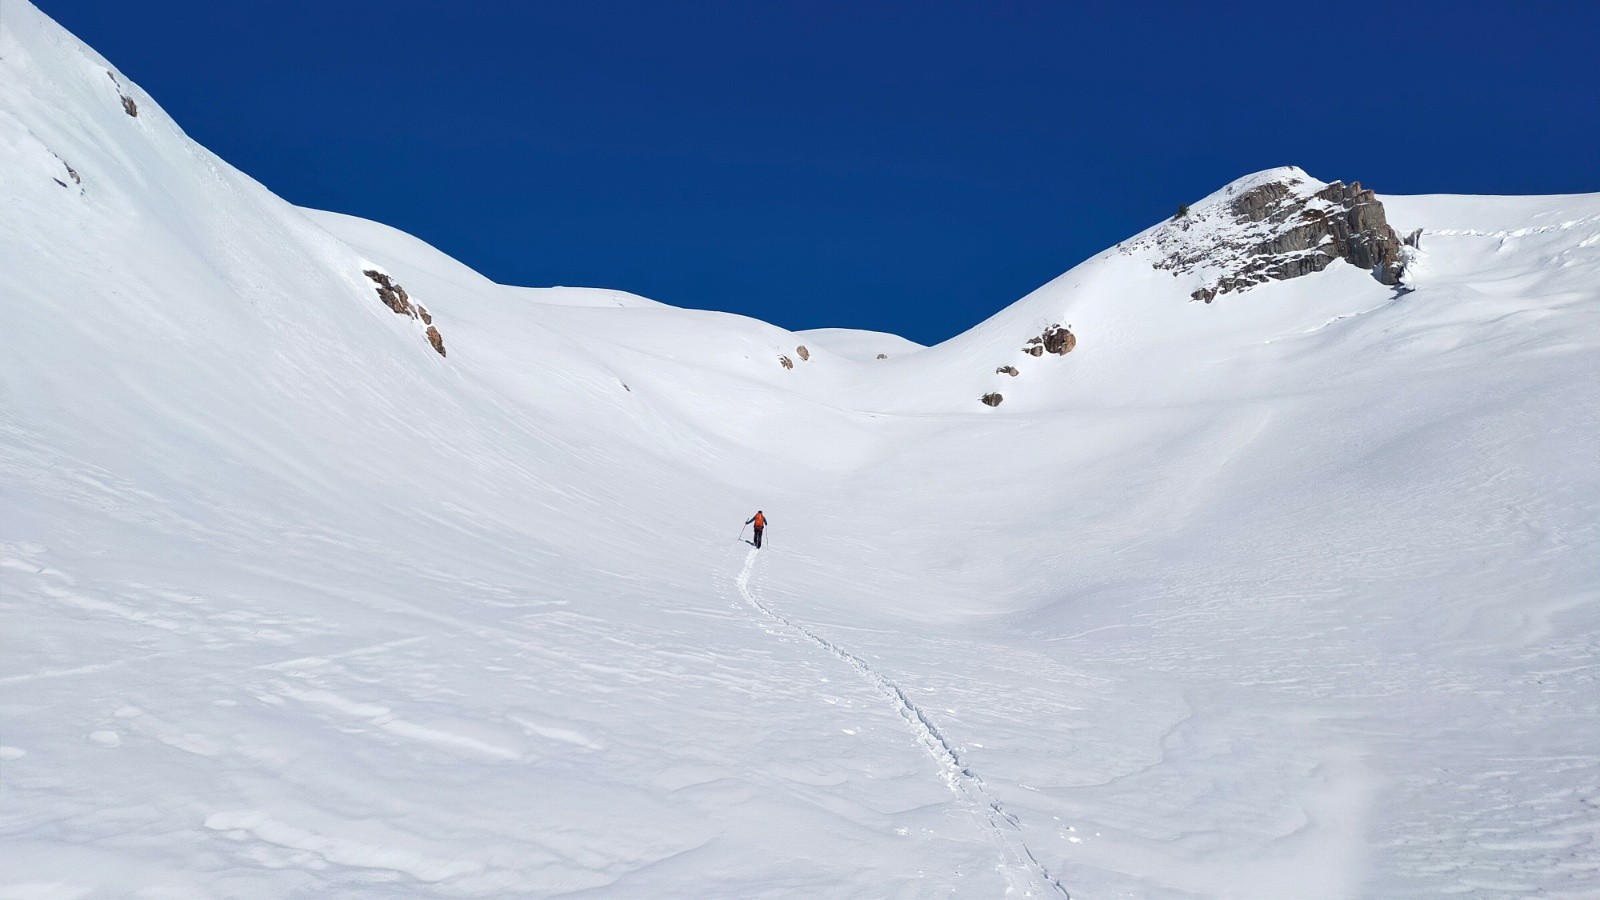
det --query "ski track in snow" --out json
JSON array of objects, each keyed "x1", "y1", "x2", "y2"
[{"x1": 734, "y1": 549, "x2": 1070, "y2": 898}]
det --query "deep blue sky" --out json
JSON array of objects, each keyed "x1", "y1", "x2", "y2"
[{"x1": 37, "y1": 1, "x2": 1600, "y2": 344}]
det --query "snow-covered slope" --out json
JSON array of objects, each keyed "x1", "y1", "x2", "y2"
[
  {"x1": 794, "y1": 327, "x2": 926, "y2": 362},
  {"x1": 4, "y1": 2, "x2": 1598, "y2": 897}
]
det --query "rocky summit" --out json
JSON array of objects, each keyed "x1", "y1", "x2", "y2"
[{"x1": 1140, "y1": 167, "x2": 1411, "y2": 304}]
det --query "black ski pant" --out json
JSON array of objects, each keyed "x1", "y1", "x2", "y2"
[{"x1": 753, "y1": 526, "x2": 763, "y2": 548}]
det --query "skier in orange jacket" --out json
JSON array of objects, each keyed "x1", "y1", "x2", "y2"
[{"x1": 746, "y1": 511, "x2": 766, "y2": 548}]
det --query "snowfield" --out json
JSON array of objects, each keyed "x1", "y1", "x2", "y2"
[{"x1": 3, "y1": 2, "x2": 1598, "y2": 897}]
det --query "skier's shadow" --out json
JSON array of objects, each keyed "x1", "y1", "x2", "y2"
[{"x1": 743, "y1": 539, "x2": 758, "y2": 547}]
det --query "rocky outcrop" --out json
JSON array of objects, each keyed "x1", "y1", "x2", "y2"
[
  {"x1": 364, "y1": 270, "x2": 415, "y2": 316},
  {"x1": 875, "y1": 353, "x2": 888, "y2": 360},
  {"x1": 981, "y1": 393, "x2": 1003, "y2": 407},
  {"x1": 996, "y1": 365, "x2": 1019, "y2": 376},
  {"x1": 1147, "y1": 171, "x2": 1408, "y2": 304},
  {"x1": 779, "y1": 355, "x2": 794, "y2": 370},
  {"x1": 107, "y1": 72, "x2": 137, "y2": 117},
  {"x1": 362, "y1": 269, "x2": 446, "y2": 357},
  {"x1": 795, "y1": 345, "x2": 810, "y2": 361}
]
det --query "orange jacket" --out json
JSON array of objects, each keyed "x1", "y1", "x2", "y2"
[{"x1": 750, "y1": 512, "x2": 766, "y2": 529}]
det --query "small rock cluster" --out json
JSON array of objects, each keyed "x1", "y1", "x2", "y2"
[
  {"x1": 363, "y1": 269, "x2": 446, "y2": 357},
  {"x1": 778, "y1": 345, "x2": 810, "y2": 370},
  {"x1": 1029, "y1": 324, "x2": 1076, "y2": 356},
  {"x1": 980, "y1": 324, "x2": 1077, "y2": 407}
]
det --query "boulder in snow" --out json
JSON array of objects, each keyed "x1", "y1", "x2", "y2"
[{"x1": 1042, "y1": 325, "x2": 1075, "y2": 355}]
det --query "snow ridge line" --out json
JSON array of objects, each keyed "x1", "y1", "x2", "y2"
[{"x1": 735, "y1": 550, "x2": 1069, "y2": 897}]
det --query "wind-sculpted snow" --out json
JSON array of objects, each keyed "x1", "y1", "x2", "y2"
[{"x1": 3, "y1": 0, "x2": 1600, "y2": 896}]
